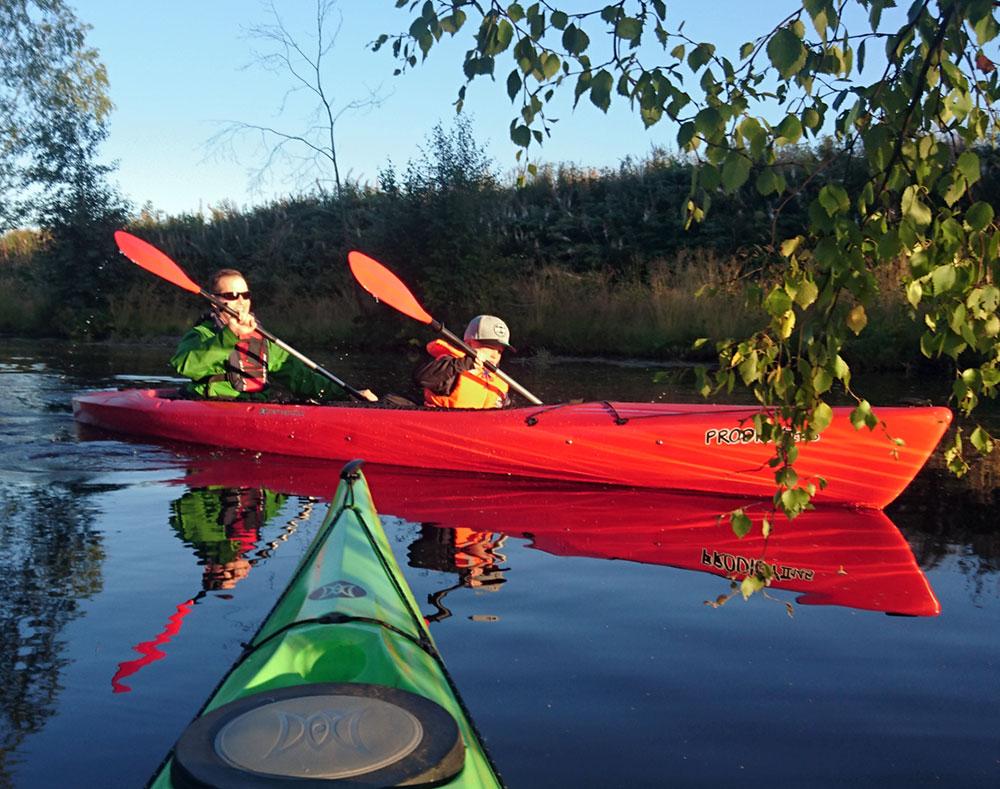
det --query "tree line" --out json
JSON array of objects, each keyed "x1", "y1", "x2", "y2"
[{"x1": 4, "y1": 117, "x2": 1000, "y2": 366}]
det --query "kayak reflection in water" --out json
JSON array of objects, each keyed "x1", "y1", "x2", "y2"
[
  {"x1": 111, "y1": 488, "x2": 315, "y2": 693},
  {"x1": 408, "y1": 524, "x2": 508, "y2": 622},
  {"x1": 170, "y1": 268, "x2": 378, "y2": 403}
]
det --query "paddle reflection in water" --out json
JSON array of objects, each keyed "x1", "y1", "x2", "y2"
[
  {"x1": 110, "y1": 487, "x2": 318, "y2": 693},
  {"x1": 168, "y1": 450, "x2": 939, "y2": 618}
]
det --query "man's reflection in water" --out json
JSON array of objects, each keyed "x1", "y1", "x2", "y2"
[
  {"x1": 407, "y1": 525, "x2": 508, "y2": 622},
  {"x1": 170, "y1": 487, "x2": 286, "y2": 591},
  {"x1": 112, "y1": 487, "x2": 312, "y2": 693}
]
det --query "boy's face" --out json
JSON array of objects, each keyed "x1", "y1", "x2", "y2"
[{"x1": 470, "y1": 340, "x2": 503, "y2": 367}]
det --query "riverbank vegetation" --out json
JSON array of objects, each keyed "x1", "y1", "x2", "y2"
[{"x1": 1, "y1": 123, "x2": 947, "y2": 369}]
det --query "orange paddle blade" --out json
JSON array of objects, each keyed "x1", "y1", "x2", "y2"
[
  {"x1": 114, "y1": 230, "x2": 201, "y2": 294},
  {"x1": 348, "y1": 251, "x2": 433, "y2": 325}
]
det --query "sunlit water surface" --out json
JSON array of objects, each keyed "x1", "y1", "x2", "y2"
[{"x1": 0, "y1": 338, "x2": 997, "y2": 787}]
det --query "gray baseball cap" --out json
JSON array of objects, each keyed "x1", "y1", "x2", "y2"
[{"x1": 463, "y1": 315, "x2": 512, "y2": 348}]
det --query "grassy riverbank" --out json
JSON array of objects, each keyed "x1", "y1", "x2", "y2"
[
  {"x1": 1, "y1": 134, "x2": 947, "y2": 368},
  {"x1": 0, "y1": 246, "x2": 925, "y2": 367}
]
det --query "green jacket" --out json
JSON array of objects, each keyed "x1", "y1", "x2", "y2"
[{"x1": 169, "y1": 318, "x2": 348, "y2": 401}]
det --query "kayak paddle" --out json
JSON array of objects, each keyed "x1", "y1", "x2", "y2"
[
  {"x1": 114, "y1": 230, "x2": 372, "y2": 401},
  {"x1": 347, "y1": 250, "x2": 543, "y2": 405}
]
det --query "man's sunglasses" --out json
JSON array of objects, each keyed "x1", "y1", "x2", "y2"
[{"x1": 213, "y1": 291, "x2": 251, "y2": 301}]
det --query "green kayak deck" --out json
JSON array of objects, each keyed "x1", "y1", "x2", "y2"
[{"x1": 150, "y1": 460, "x2": 502, "y2": 787}]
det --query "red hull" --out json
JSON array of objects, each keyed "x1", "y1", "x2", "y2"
[
  {"x1": 163, "y1": 452, "x2": 939, "y2": 617},
  {"x1": 72, "y1": 388, "x2": 951, "y2": 508}
]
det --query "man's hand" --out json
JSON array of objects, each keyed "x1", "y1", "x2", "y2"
[
  {"x1": 358, "y1": 388, "x2": 378, "y2": 402},
  {"x1": 224, "y1": 311, "x2": 257, "y2": 339}
]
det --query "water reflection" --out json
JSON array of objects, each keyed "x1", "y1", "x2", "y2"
[
  {"x1": 408, "y1": 526, "x2": 508, "y2": 622},
  {"x1": 110, "y1": 487, "x2": 318, "y2": 693},
  {"x1": 171, "y1": 487, "x2": 286, "y2": 591},
  {"x1": 164, "y1": 450, "x2": 940, "y2": 617},
  {"x1": 0, "y1": 483, "x2": 105, "y2": 759},
  {"x1": 5, "y1": 340, "x2": 999, "y2": 786}
]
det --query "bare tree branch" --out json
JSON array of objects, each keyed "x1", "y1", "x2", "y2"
[{"x1": 209, "y1": 0, "x2": 392, "y2": 199}]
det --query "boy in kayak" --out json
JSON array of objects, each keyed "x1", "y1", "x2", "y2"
[
  {"x1": 170, "y1": 269, "x2": 377, "y2": 402},
  {"x1": 413, "y1": 315, "x2": 512, "y2": 408}
]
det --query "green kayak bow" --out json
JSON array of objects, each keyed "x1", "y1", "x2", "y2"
[{"x1": 150, "y1": 459, "x2": 502, "y2": 788}]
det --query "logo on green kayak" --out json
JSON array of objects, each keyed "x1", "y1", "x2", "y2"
[{"x1": 309, "y1": 580, "x2": 367, "y2": 600}]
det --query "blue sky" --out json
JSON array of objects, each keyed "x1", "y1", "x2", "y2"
[{"x1": 82, "y1": 1, "x2": 794, "y2": 216}]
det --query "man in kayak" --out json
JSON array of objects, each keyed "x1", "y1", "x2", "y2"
[
  {"x1": 170, "y1": 269, "x2": 377, "y2": 402},
  {"x1": 413, "y1": 314, "x2": 512, "y2": 408}
]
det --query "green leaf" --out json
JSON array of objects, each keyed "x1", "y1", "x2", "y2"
[
  {"x1": 902, "y1": 185, "x2": 932, "y2": 227},
  {"x1": 776, "y1": 466, "x2": 799, "y2": 487},
  {"x1": 794, "y1": 278, "x2": 818, "y2": 308},
  {"x1": 688, "y1": 43, "x2": 715, "y2": 70},
  {"x1": 550, "y1": 10, "x2": 568, "y2": 29},
  {"x1": 776, "y1": 114, "x2": 803, "y2": 144},
  {"x1": 970, "y1": 426, "x2": 994, "y2": 454},
  {"x1": 756, "y1": 168, "x2": 786, "y2": 196},
  {"x1": 804, "y1": 0, "x2": 830, "y2": 39},
  {"x1": 849, "y1": 400, "x2": 871, "y2": 430},
  {"x1": 973, "y1": 12, "x2": 1000, "y2": 45},
  {"x1": 740, "y1": 574, "x2": 766, "y2": 599},
  {"x1": 506, "y1": 69, "x2": 522, "y2": 100},
  {"x1": 589, "y1": 69, "x2": 613, "y2": 111},
  {"x1": 767, "y1": 27, "x2": 807, "y2": 78},
  {"x1": 677, "y1": 121, "x2": 696, "y2": 148},
  {"x1": 731, "y1": 509, "x2": 752, "y2": 538},
  {"x1": 510, "y1": 124, "x2": 531, "y2": 147},
  {"x1": 846, "y1": 304, "x2": 867, "y2": 334},
  {"x1": 721, "y1": 151, "x2": 751, "y2": 191},
  {"x1": 694, "y1": 107, "x2": 722, "y2": 137},
  {"x1": 764, "y1": 286, "x2": 793, "y2": 316},
  {"x1": 562, "y1": 24, "x2": 590, "y2": 55},
  {"x1": 542, "y1": 52, "x2": 561, "y2": 79},
  {"x1": 833, "y1": 355, "x2": 850, "y2": 385},
  {"x1": 818, "y1": 183, "x2": 850, "y2": 216},
  {"x1": 957, "y1": 151, "x2": 981, "y2": 185},
  {"x1": 778, "y1": 309, "x2": 796, "y2": 339},
  {"x1": 811, "y1": 401, "x2": 834, "y2": 432},
  {"x1": 779, "y1": 488, "x2": 811, "y2": 519},
  {"x1": 931, "y1": 264, "x2": 957, "y2": 294},
  {"x1": 780, "y1": 236, "x2": 803, "y2": 257},
  {"x1": 738, "y1": 352, "x2": 759, "y2": 384},
  {"x1": 812, "y1": 366, "x2": 833, "y2": 394},
  {"x1": 966, "y1": 201, "x2": 994, "y2": 231},
  {"x1": 615, "y1": 17, "x2": 642, "y2": 42},
  {"x1": 906, "y1": 280, "x2": 923, "y2": 308}
]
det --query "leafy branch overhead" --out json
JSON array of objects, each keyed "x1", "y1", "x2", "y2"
[{"x1": 379, "y1": 0, "x2": 1000, "y2": 524}]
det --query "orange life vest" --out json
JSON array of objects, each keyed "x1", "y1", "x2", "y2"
[{"x1": 423, "y1": 340, "x2": 509, "y2": 409}]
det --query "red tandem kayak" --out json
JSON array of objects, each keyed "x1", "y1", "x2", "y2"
[{"x1": 72, "y1": 388, "x2": 952, "y2": 508}]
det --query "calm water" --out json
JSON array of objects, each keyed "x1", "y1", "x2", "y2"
[{"x1": 0, "y1": 338, "x2": 997, "y2": 788}]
